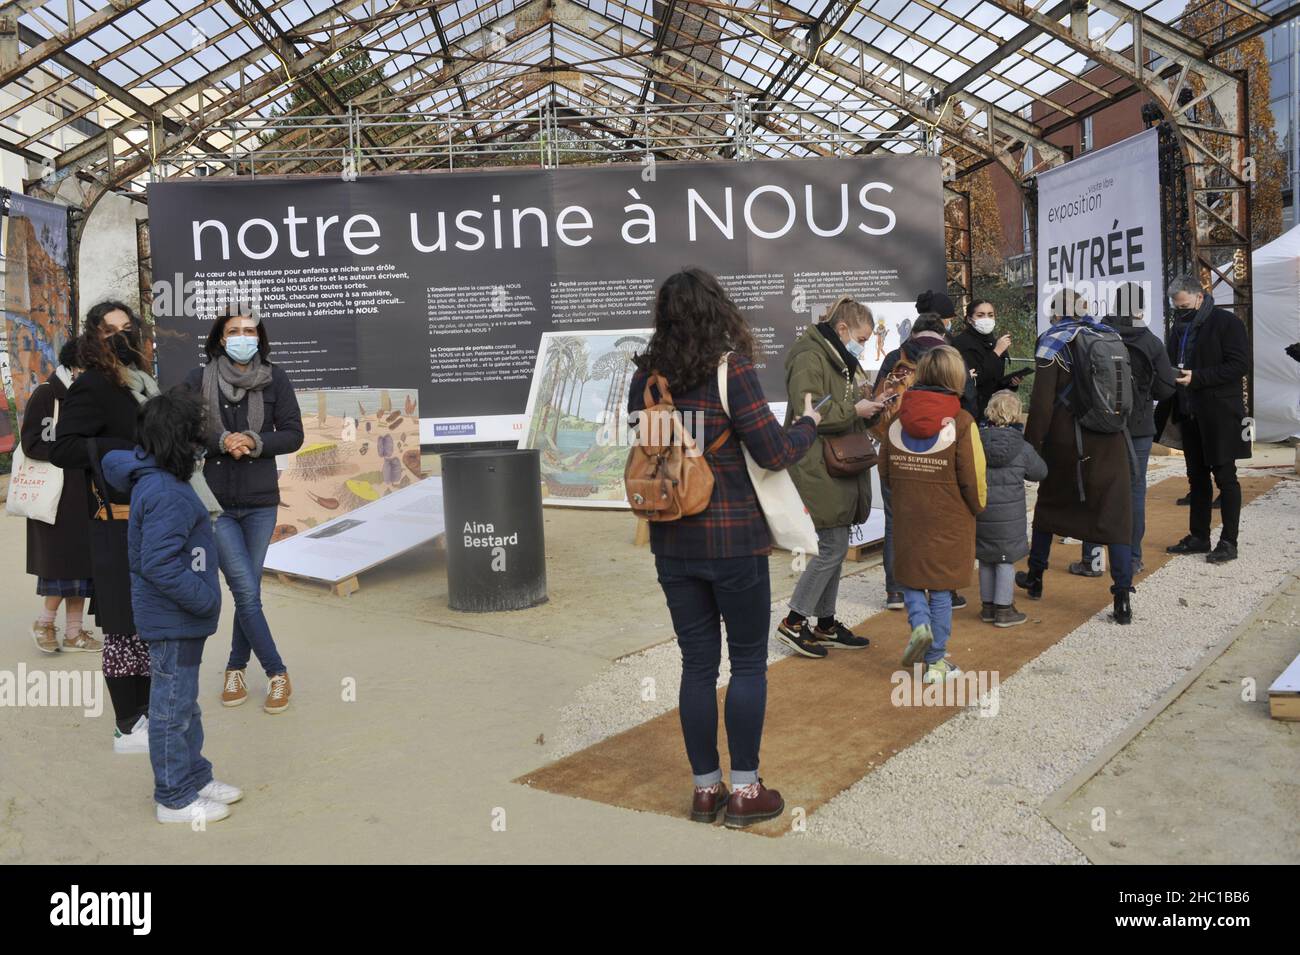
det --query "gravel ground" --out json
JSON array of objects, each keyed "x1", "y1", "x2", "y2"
[
  {"x1": 805, "y1": 471, "x2": 1299, "y2": 863},
  {"x1": 547, "y1": 457, "x2": 1185, "y2": 760}
]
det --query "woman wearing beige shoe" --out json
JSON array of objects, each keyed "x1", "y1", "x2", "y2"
[
  {"x1": 182, "y1": 303, "x2": 302, "y2": 714},
  {"x1": 21, "y1": 341, "x2": 102, "y2": 655}
]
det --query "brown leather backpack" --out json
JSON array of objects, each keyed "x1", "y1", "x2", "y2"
[{"x1": 624, "y1": 373, "x2": 729, "y2": 521}]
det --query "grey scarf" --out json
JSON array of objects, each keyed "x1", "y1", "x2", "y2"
[
  {"x1": 202, "y1": 354, "x2": 273, "y2": 451},
  {"x1": 121, "y1": 366, "x2": 223, "y2": 516}
]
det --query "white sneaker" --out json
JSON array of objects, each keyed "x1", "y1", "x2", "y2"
[
  {"x1": 113, "y1": 715, "x2": 149, "y2": 754},
  {"x1": 198, "y1": 780, "x2": 243, "y2": 805},
  {"x1": 156, "y1": 796, "x2": 230, "y2": 825}
]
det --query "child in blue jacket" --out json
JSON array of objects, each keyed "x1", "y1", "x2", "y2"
[{"x1": 104, "y1": 389, "x2": 241, "y2": 825}]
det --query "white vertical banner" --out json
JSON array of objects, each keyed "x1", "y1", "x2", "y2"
[{"x1": 1036, "y1": 127, "x2": 1164, "y2": 335}]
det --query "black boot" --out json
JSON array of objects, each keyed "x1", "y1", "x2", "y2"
[
  {"x1": 1206, "y1": 540, "x2": 1238, "y2": 564},
  {"x1": 1015, "y1": 568, "x2": 1043, "y2": 600},
  {"x1": 1111, "y1": 586, "x2": 1133, "y2": 625},
  {"x1": 1166, "y1": 535, "x2": 1211, "y2": 555}
]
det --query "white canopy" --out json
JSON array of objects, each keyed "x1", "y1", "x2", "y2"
[{"x1": 1214, "y1": 226, "x2": 1300, "y2": 443}]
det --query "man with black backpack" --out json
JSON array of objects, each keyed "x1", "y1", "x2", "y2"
[
  {"x1": 1016, "y1": 289, "x2": 1137, "y2": 624},
  {"x1": 1070, "y1": 282, "x2": 1178, "y2": 577}
]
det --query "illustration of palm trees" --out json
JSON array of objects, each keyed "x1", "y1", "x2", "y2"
[{"x1": 537, "y1": 336, "x2": 579, "y2": 441}]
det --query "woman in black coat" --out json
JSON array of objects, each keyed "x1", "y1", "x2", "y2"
[
  {"x1": 183, "y1": 304, "x2": 303, "y2": 714},
  {"x1": 21, "y1": 340, "x2": 100, "y2": 654},
  {"x1": 49, "y1": 300, "x2": 157, "y2": 751},
  {"x1": 951, "y1": 299, "x2": 1029, "y2": 421}
]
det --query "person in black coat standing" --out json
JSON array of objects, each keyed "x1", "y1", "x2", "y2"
[
  {"x1": 49, "y1": 300, "x2": 158, "y2": 752},
  {"x1": 1158, "y1": 275, "x2": 1251, "y2": 564},
  {"x1": 183, "y1": 303, "x2": 304, "y2": 714},
  {"x1": 1072, "y1": 282, "x2": 1178, "y2": 576},
  {"x1": 951, "y1": 299, "x2": 1030, "y2": 421},
  {"x1": 21, "y1": 340, "x2": 101, "y2": 654}
]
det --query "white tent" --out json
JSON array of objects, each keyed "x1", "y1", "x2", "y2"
[{"x1": 1214, "y1": 225, "x2": 1300, "y2": 443}]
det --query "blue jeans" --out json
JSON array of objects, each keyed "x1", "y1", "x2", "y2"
[
  {"x1": 214, "y1": 506, "x2": 285, "y2": 676},
  {"x1": 654, "y1": 555, "x2": 770, "y2": 788},
  {"x1": 882, "y1": 484, "x2": 896, "y2": 595},
  {"x1": 903, "y1": 588, "x2": 952, "y2": 664},
  {"x1": 1033, "y1": 530, "x2": 1133, "y2": 592},
  {"x1": 1082, "y1": 435, "x2": 1153, "y2": 564},
  {"x1": 148, "y1": 638, "x2": 213, "y2": 809}
]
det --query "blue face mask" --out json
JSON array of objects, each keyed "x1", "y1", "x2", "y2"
[
  {"x1": 845, "y1": 339, "x2": 865, "y2": 358},
  {"x1": 224, "y1": 336, "x2": 259, "y2": 364}
]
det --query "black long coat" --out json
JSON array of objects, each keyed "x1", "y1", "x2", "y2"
[
  {"x1": 1154, "y1": 306, "x2": 1251, "y2": 465},
  {"x1": 21, "y1": 374, "x2": 93, "y2": 580},
  {"x1": 1025, "y1": 357, "x2": 1133, "y2": 545},
  {"x1": 49, "y1": 366, "x2": 141, "y2": 632}
]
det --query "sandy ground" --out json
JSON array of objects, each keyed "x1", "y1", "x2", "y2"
[{"x1": 0, "y1": 445, "x2": 1294, "y2": 864}]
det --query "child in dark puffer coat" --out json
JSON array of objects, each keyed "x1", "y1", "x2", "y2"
[
  {"x1": 103, "y1": 389, "x2": 242, "y2": 826},
  {"x1": 975, "y1": 390, "x2": 1047, "y2": 627}
]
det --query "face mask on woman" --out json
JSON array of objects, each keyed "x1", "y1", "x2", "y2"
[
  {"x1": 845, "y1": 338, "x2": 865, "y2": 358},
  {"x1": 972, "y1": 317, "x2": 996, "y2": 335},
  {"x1": 224, "y1": 336, "x2": 259, "y2": 363},
  {"x1": 110, "y1": 332, "x2": 138, "y2": 366}
]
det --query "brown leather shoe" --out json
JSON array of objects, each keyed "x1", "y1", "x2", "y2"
[
  {"x1": 264, "y1": 672, "x2": 291, "y2": 714},
  {"x1": 689, "y1": 783, "x2": 730, "y2": 823},
  {"x1": 221, "y1": 669, "x2": 248, "y2": 707},
  {"x1": 724, "y1": 779, "x2": 785, "y2": 828}
]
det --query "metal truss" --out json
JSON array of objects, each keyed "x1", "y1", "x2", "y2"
[{"x1": 4, "y1": 0, "x2": 1299, "y2": 366}]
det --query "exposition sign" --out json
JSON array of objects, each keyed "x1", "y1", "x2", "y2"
[
  {"x1": 147, "y1": 156, "x2": 944, "y2": 442},
  {"x1": 1035, "y1": 126, "x2": 1164, "y2": 334}
]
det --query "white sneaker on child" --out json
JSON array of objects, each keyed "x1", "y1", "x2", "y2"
[
  {"x1": 198, "y1": 780, "x2": 243, "y2": 805},
  {"x1": 156, "y1": 796, "x2": 230, "y2": 824},
  {"x1": 113, "y1": 715, "x2": 149, "y2": 754}
]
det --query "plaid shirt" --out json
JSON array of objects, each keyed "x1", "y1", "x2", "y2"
[{"x1": 627, "y1": 352, "x2": 816, "y2": 559}]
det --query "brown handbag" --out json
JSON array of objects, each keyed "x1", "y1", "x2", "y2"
[
  {"x1": 822, "y1": 429, "x2": 877, "y2": 478},
  {"x1": 624, "y1": 373, "x2": 730, "y2": 521}
]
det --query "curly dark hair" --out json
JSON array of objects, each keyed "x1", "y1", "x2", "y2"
[
  {"x1": 135, "y1": 387, "x2": 206, "y2": 482},
  {"x1": 77, "y1": 300, "x2": 145, "y2": 387},
  {"x1": 633, "y1": 268, "x2": 757, "y2": 394}
]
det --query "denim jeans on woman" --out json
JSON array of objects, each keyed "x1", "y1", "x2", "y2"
[
  {"x1": 1033, "y1": 530, "x2": 1133, "y2": 591},
  {"x1": 149, "y1": 638, "x2": 213, "y2": 809},
  {"x1": 214, "y1": 505, "x2": 285, "y2": 676},
  {"x1": 789, "y1": 526, "x2": 850, "y2": 619},
  {"x1": 654, "y1": 555, "x2": 770, "y2": 789}
]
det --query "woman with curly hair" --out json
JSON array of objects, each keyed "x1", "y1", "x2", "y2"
[
  {"x1": 50, "y1": 300, "x2": 220, "y2": 753},
  {"x1": 627, "y1": 268, "x2": 821, "y2": 829}
]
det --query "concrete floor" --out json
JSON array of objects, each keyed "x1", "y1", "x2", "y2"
[
  {"x1": 1, "y1": 445, "x2": 1295, "y2": 864},
  {"x1": 1047, "y1": 569, "x2": 1300, "y2": 864},
  {"x1": 0, "y1": 505, "x2": 883, "y2": 864}
]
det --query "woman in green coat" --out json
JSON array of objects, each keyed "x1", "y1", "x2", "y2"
[{"x1": 776, "y1": 296, "x2": 886, "y2": 658}]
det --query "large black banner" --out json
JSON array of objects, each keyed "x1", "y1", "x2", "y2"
[{"x1": 148, "y1": 156, "x2": 943, "y2": 442}]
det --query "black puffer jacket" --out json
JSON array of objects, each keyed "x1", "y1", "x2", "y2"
[
  {"x1": 182, "y1": 363, "x2": 304, "y2": 509},
  {"x1": 975, "y1": 423, "x2": 1047, "y2": 564}
]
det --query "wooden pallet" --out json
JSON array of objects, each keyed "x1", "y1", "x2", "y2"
[
  {"x1": 273, "y1": 571, "x2": 361, "y2": 598},
  {"x1": 846, "y1": 540, "x2": 884, "y2": 563},
  {"x1": 1267, "y1": 651, "x2": 1300, "y2": 722}
]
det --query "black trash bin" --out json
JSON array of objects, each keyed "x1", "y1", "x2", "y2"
[{"x1": 441, "y1": 448, "x2": 548, "y2": 612}]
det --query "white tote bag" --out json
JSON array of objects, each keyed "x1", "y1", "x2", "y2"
[
  {"x1": 717, "y1": 356, "x2": 819, "y2": 555},
  {"x1": 5, "y1": 398, "x2": 64, "y2": 524}
]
